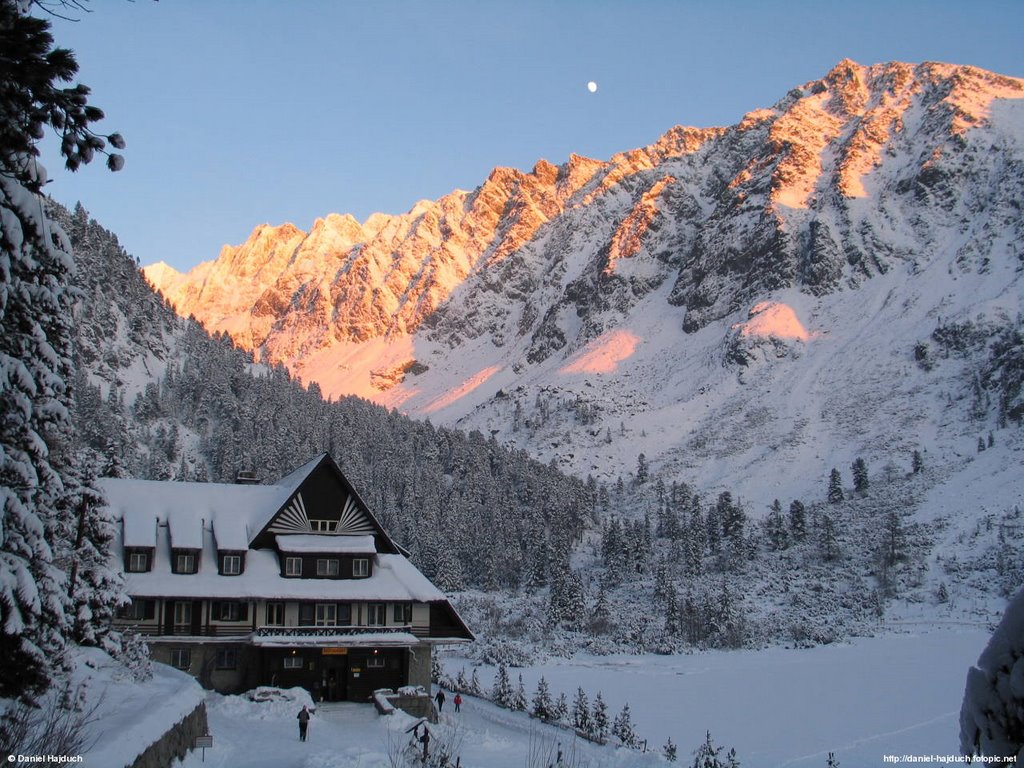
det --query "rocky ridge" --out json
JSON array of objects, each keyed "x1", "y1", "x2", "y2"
[{"x1": 145, "y1": 60, "x2": 1024, "y2": 503}]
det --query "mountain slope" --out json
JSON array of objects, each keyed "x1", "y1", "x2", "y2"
[{"x1": 144, "y1": 60, "x2": 1024, "y2": 505}]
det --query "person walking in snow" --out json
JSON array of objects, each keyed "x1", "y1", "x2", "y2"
[
  {"x1": 453, "y1": 692, "x2": 462, "y2": 713},
  {"x1": 434, "y1": 688, "x2": 446, "y2": 713},
  {"x1": 297, "y1": 705, "x2": 310, "y2": 741}
]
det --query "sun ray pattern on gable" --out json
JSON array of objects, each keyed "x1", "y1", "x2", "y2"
[
  {"x1": 268, "y1": 493, "x2": 313, "y2": 534},
  {"x1": 336, "y1": 495, "x2": 376, "y2": 536}
]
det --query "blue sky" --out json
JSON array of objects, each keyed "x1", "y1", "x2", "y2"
[{"x1": 37, "y1": 1, "x2": 1024, "y2": 272}]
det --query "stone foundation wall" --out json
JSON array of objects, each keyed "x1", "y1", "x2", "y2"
[
  {"x1": 128, "y1": 701, "x2": 208, "y2": 768},
  {"x1": 149, "y1": 643, "x2": 256, "y2": 693}
]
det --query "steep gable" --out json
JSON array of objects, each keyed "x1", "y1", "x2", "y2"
[{"x1": 250, "y1": 454, "x2": 401, "y2": 553}]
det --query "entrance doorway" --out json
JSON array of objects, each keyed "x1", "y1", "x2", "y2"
[{"x1": 319, "y1": 653, "x2": 348, "y2": 701}]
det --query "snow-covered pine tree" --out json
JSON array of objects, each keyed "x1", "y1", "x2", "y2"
[
  {"x1": 827, "y1": 468, "x2": 844, "y2": 503},
  {"x1": 491, "y1": 663, "x2": 512, "y2": 706},
  {"x1": 57, "y1": 450, "x2": 125, "y2": 650},
  {"x1": 0, "y1": 0, "x2": 122, "y2": 700},
  {"x1": 912, "y1": 449, "x2": 924, "y2": 474},
  {"x1": 819, "y1": 514, "x2": 841, "y2": 562},
  {"x1": 635, "y1": 453, "x2": 649, "y2": 485},
  {"x1": 611, "y1": 702, "x2": 638, "y2": 747},
  {"x1": 531, "y1": 676, "x2": 553, "y2": 720},
  {"x1": 511, "y1": 674, "x2": 528, "y2": 712},
  {"x1": 664, "y1": 737, "x2": 678, "y2": 762},
  {"x1": 552, "y1": 692, "x2": 568, "y2": 724},
  {"x1": 572, "y1": 687, "x2": 591, "y2": 733},
  {"x1": 591, "y1": 691, "x2": 609, "y2": 741},
  {"x1": 430, "y1": 653, "x2": 443, "y2": 684},
  {"x1": 765, "y1": 500, "x2": 789, "y2": 551},
  {"x1": 468, "y1": 668, "x2": 483, "y2": 697},
  {"x1": 665, "y1": 589, "x2": 680, "y2": 636},
  {"x1": 693, "y1": 731, "x2": 740, "y2": 767},
  {"x1": 788, "y1": 499, "x2": 807, "y2": 542},
  {"x1": 852, "y1": 458, "x2": 869, "y2": 494},
  {"x1": 454, "y1": 667, "x2": 468, "y2": 693}
]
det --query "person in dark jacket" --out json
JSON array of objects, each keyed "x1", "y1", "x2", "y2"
[
  {"x1": 434, "y1": 689, "x2": 446, "y2": 713},
  {"x1": 297, "y1": 705, "x2": 310, "y2": 741}
]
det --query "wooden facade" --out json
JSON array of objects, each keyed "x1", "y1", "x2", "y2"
[{"x1": 106, "y1": 454, "x2": 473, "y2": 700}]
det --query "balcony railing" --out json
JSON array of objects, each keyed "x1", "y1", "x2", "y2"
[
  {"x1": 116, "y1": 622, "x2": 427, "y2": 639},
  {"x1": 254, "y1": 625, "x2": 414, "y2": 639}
]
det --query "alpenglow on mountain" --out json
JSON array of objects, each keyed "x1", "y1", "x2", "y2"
[{"x1": 146, "y1": 60, "x2": 1024, "y2": 502}]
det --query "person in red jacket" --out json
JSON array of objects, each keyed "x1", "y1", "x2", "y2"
[{"x1": 453, "y1": 692, "x2": 463, "y2": 713}]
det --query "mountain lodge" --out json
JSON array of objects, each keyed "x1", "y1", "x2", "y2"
[{"x1": 104, "y1": 453, "x2": 473, "y2": 702}]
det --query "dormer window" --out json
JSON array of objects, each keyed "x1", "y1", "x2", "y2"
[
  {"x1": 173, "y1": 552, "x2": 198, "y2": 574},
  {"x1": 353, "y1": 558, "x2": 369, "y2": 578},
  {"x1": 309, "y1": 519, "x2": 334, "y2": 532},
  {"x1": 220, "y1": 554, "x2": 243, "y2": 576},
  {"x1": 316, "y1": 558, "x2": 339, "y2": 577},
  {"x1": 127, "y1": 551, "x2": 151, "y2": 573},
  {"x1": 284, "y1": 557, "x2": 302, "y2": 577}
]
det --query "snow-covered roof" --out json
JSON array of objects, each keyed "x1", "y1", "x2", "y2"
[
  {"x1": 119, "y1": 513, "x2": 445, "y2": 601},
  {"x1": 168, "y1": 508, "x2": 204, "y2": 550},
  {"x1": 213, "y1": 512, "x2": 250, "y2": 551},
  {"x1": 276, "y1": 534, "x2": 377, "y2": 554},
  {"x1": 99, "y1": 458, "x2": 315, "y2": 550},
  {"x1": 122, "y1": 508, "x2": 157, "y2": 548}
]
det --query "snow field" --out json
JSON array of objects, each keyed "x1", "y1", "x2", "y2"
[
  {"x1": 444, "y1": 628, "x2": 991, "y2": 767},
  {"x1": 170, "y1": 629, "x2": 989, "y2": 767}
]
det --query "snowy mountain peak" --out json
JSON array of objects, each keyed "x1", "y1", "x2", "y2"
[{"x1": 145, "y1": 60, "x2": 1024, "y2": 499}]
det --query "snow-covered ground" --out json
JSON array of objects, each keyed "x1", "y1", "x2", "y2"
[{"x1": 175, "y1": 628, "x2": 988, "y2": 768}]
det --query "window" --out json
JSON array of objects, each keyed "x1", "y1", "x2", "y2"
[
  {"x1": 170, "y1": 649, "x2": 191, "y2": 670},
  {"x1": 222, "y1": 555, "x2": 242, "y2": 575},
  {"x1": 316, "y1": 559, "x2": 339, "y2": 577},
  {"x1": 337, "y1": 604, "x2": 352, "y2": 625},
  {"x1": 367, "y1": 654, "x2": 386, "y2": 669},
  {"x1": 285, "y1": 557, "x2": 302, "y2": 577},
  {"x1": 309, "y1": 519, "x2": 335, "y2": 532},
  {"x1": 117, "y1": 599, "x2": 153, "y2": 620},
  {"x1": 352, "y1": 558, "x2": 369, "y2": 578},
  {"x1": 174, "y1": 552, "x2": 197, "y2": 574},
  {"x1": 127, "y1": 552, "x2": 150, "y2": 572},
  {"x1": 215, "y1": 648, "x2": 238, "y2": 670},
  {"x1": 213, "y1": 602, "x2": 247, "y2": 622},
  {"x1": 315, "y1": 603, "x2": 337, "y2": 627},
  {"x1": 393, "y1": 603, "x2": 412, "y2": 623},
  {"x1": 367, "y1": 603, "x2": 386, "y2": 626},
  {"x1": 265, "y1": 602, "x2": 285, "y2": 626},
  {"x1": 283, "y1": 655, "x2": 303, "y2": 669},
  {"x1": 173, "y1": 602, "x2": 192, "y2": 626},
  {"x1": 298, "y1": 603, "x2": 315, "y2": 627}
]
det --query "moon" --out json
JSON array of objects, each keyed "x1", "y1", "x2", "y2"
[{"x1": 587, "y1": 81, "x2": 598, "y2": 93}]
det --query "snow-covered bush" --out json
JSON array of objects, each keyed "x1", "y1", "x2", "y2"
[{"x1": 472, "y1": 638, "x2": 537, "y2": 667}]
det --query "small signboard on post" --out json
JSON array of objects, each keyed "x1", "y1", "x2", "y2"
[{"x1": 195, "y1": 734, "x2": 213, "y2": 762}]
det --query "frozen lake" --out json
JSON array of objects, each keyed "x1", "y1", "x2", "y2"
[{"x1": 446, "y1": 627, "x2": 991, "y2": 767}]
